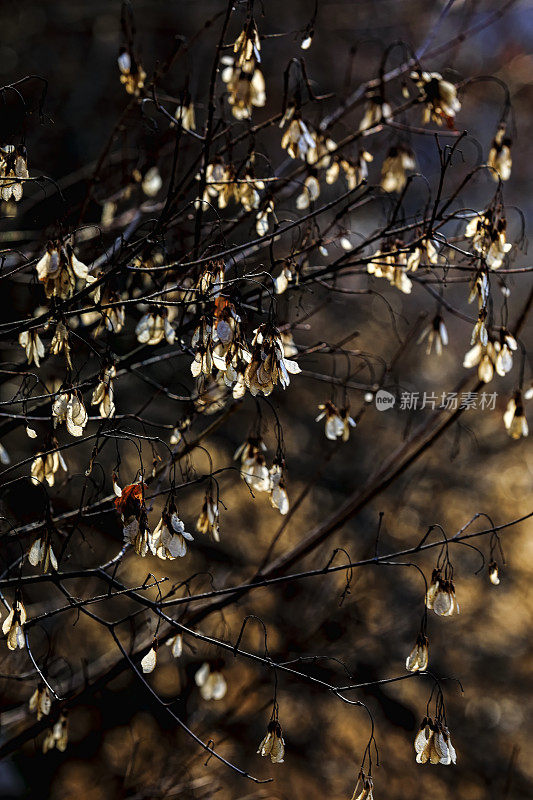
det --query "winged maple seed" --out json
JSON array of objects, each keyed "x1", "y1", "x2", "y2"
[
  {"x1": 29, "y1": 684, "x2": 52, "y2": 721},
  {"x1": 42, "y1": 713, "x2": 68, "y2": 754},
  {"x1": 117, "y1": 46, "x2": 146, "y2": 96},
  {"x1": 414, "y1": 717, "x2": 457, "y2": 766},
  {"x1": 194, "y1": 662, "x2": 227, "y2": 701},
  {"x1": 2, "y1": 596, "x2": 27, "y2": 651},
  {"x1": 52, "y1": 391, "x2": 88, "y2": 437},
  {"x1": 405, "y1": 632, "x2": 429, "y2": 673},
  {"x1": 315, "y1": 401, "x2": 356, "y2": 441},
  {"x1": 257, "y1": 719, "x2": 285, "y2": 764},
  {"x1": 425, "y1": 569, "x2": 460, "y2": 617},
  {"x1": 0, "y1": 144, "x2": 29, "y2": 201},
  {"x1": 35, "y1": 240, "x2": 93, "y2": 299},
  {"x1": 222, "y1": 19, "x2": 266, "y2": 119},
  {"x1": 114, "y1": 480, "x2": 154, "y2": 556},
  {"x1": 350, "y1": 772, "x2": 374, "y2": 800},
  {"x1": 488, "y1": 123, "x2": 512, "y2": 181},
  {"x1": 152, "y1": 506, "x2": 194, "y2": 559},
  {"x1": 410, "y1": 70, "x2": 461, "y2": 128}
]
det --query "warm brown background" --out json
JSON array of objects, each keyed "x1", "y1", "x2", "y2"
[{"x1": 0, "y1": 1, "x2": 532, "y2": 798}]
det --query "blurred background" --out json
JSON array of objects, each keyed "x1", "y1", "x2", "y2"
[{"x1": 0, "y1": 1, "x2": 532, "y2": 798}]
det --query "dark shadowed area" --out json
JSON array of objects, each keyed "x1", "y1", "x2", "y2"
[{"x1": 0, "y1": 1, "x2": 532, "y2": 799}]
